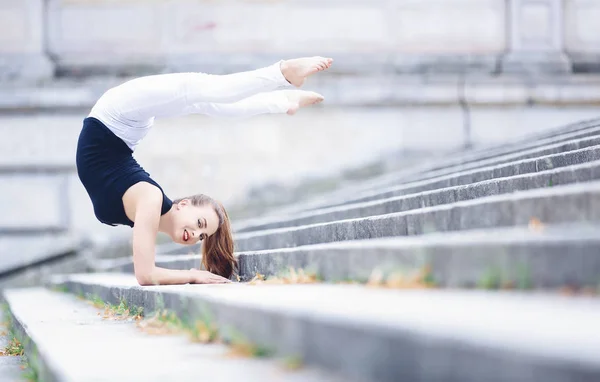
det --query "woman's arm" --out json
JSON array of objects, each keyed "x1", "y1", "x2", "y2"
[{"x1": 128, "y1": 183, "x2": 229, "y2": 286}]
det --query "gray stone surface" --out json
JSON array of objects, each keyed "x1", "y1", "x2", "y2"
[
  {"x1": 53, "y1": 273, "x2": 600, "y2": 382},
  {"x1": 0, "y1": 233, "x2": 81, "y2": 275},
  {"x1": 361, "y1": 124, "x2": 600, "y2": 195},
  {"x1": 0, "y1": 0, "x2": 596, "y2": 82},
  {"x1": 253, "y1": 120, "x2": 600, "y2": 221},
  {"x1": 503, "y1": 0, "x2": 570, "y2": 74},
  {"x1": 107, "y1": 224, "x2": 600, "y2": 289},
  {"x1": 7, "y1": 76, "x2": 600, "y2": 110},
  {"x1": 236, "y1": 156, "x2": 600, "y2": 233},
  {"x1": 0, "y1": 249, "x2": 89, "y2": 292},
  {"x1": 564, "y1": 0, "x2": 600, "y2": 56},
  {"x1": 271, "y1": 129, "x2": 600, "y2": 220},
  {"x1": 0, "y1": 0, "x2": 54, "y2": 83},
  {"x1": 230, "y1": 181, "x2": 600, "y2": 252},
  {"x1": 0, "y1": 174, "x2": 68, "y2": 232},
  {"x1": 4, "y1": 288, "x2": 349, "y2": 382},
  {"x1": 0, "y1": 356, "x2": 25, "y2": 382}
]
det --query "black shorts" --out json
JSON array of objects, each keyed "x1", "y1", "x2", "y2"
[{"x1": 75, "y1": 117, "x2": 172, "y2": 227}]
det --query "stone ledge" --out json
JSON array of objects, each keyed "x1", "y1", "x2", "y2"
[
  {"x1": 51, "y1": 273, "x2": 600, "y2": 382},
  {"x1": 3, "y1": 75, "x2": 600, "y2": 111}
]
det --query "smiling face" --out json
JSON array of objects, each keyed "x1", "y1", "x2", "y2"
[{"x1": 171, "y1": 199, "x2": 220, "y2": 245}]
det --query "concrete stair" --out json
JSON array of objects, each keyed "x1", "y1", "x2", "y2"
[
  {"x1": 245, "y1": 119, "x2": 600, "y2": 219},
  {"x1": 3, "y1": 118, "x2": 600, "y2": 381},
  {"x1": 44, "y1": 274, "x2": 600, "y2": 382},
  {"x1": 108, "y1": 224, "x2": 600, "y2": 289},
  {"x1": 3, "y1": 288, "x2": 348, "y2": 382}
]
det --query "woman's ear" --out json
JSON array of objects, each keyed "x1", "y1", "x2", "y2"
[{"x1": 176, "y1": 199, "x2": 188, "y2": 210}]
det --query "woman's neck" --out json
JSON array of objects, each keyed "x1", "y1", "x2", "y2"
[{"x1": 157, "y1": 205, "x2": 176, "y2": 236}]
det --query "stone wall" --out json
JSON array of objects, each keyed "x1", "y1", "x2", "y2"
[
  {"x1": 0, "y1": 0, "x2": 53, "y2": 82},
  {"x1": 3, "y1": 0, "x2": 600, "y2": 81}
]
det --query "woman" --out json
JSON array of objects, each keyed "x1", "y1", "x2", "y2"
[{"x1": 76, "y1": 56, "x2": 333, "y2": 286}]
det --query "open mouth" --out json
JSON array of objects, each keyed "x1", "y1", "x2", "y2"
[{"x1": 183, "y1": 229, "x2": 189, "y2": 242}]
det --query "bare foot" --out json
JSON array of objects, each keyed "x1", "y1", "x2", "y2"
[
  {"x1": 283, "y1": 90, "x2": 325, "y2": 115},
  {"x1": 280, "y1": 56, "x2": 333, "y2": 87}
]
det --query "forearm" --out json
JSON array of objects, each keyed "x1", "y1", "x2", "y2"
[{"x1": 136, "y1": 266, "x2": 192, "y2": 286}]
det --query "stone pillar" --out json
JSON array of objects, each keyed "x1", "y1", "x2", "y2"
[
  {"x1": 0, "y1": 0, "x2": 54, "y2": 83},
  {"x1": 502, "y1": 0, "x2": 571, "y2": 74}
]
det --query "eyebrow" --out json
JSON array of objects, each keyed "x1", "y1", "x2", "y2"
[{"x1": 203, "y1": 218, "x2": 207, "y2": 228}]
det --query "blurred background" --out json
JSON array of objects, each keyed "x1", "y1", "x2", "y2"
[{"x1": 1, "y1": 0, "x2": 599, "y2": 285}]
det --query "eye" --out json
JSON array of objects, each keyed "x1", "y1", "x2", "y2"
[{"x1": 197, "y1": 219, "x2": 202, "y2": 228}]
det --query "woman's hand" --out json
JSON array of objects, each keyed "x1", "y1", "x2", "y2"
[{"x1": 189, "y1": 268, "x2": 232, "y2": 284}]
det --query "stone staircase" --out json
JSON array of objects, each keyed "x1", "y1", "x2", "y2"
[{"x1": 3, "y1": 118, "x2": 600, "y2": 381}]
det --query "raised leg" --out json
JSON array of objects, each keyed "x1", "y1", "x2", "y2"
[{"x1": 99, "y1": 57, "x2": 333, "y2": 122}]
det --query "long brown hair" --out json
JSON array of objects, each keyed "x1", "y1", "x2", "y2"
[{"x1": 172, "y1": 194, "x2": 237, "y2": 278}]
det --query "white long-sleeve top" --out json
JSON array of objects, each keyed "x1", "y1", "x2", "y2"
[{"x1": 89, "y1": 62, "x2": 291, "y2": 151}]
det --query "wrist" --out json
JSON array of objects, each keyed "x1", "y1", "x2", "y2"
[{"x1": 185, "y1": 269, "x2": 195, "y2": 284}]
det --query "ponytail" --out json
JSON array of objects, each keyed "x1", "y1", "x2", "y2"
[{"x1": 201, "y1": 200, "x2": 237, "y2": 278}]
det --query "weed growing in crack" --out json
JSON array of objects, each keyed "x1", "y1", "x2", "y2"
[{"x1": 1, "y1": 337, "x2": 23, "y2": 356}]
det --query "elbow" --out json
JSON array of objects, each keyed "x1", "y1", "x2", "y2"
[{"x1": 135, "y1": 269, "x2": 156, "y2": 286}]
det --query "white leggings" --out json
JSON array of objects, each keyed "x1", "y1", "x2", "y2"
[
  {"x1": 94, "y1": 61, "x2": 293, "y2": 121},
  {"x1": 89, "y1": 61, "x2": 295, "y2": 150}
]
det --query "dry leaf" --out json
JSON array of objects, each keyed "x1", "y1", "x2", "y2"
[
  {"x1": 227, "y1": 342, "x2": 254, "y2": 358},
  {"x1": 248, "y1": 273, "x2": 266, "y2": 285},
  {"x1": 249, "y1": 268, "x2": 319, "y2": 285},
  {"x1": 559, "y1": 286, "x2": 576, "y2": 296},
  {"x1": 368, "y1": 267, "x2": 436, "y2": 290},
  {"x1": 528, "y1": 218, "x2": 544, "y2": 231}
]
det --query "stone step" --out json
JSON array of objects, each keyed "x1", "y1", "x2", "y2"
[
  {"x1": 0, "y1": 233, "x2": 82, "y2": 276},
  {"x1": 235, "y1": 126, "x2": 600, "y2": 227},
  {"x1": 236, "y1": 153, "x2": 600, "y2": 233},
  {"x1": 491, "y1": 117, "x2": 598, "y2": 146},
  {"x1": 231, "y1": 181, "x2": 600, "y2": 252},
  {"x1": 371, "y1": 121, "x2": 600, "y2": 190},
  {"x1": 417, "y1": 121, "x2": 600, "y2": 176},
  {"x1": 3, "y1": 288, "x2": 348, "y2": 382},
  {"x1": 303, "y1": 133, "x2": 600, "y2": 214},
  {"x1": 51, "y1": 273, "x2": 600, "y2": 382},
  {"x1": 104, "y1": 224, "x2": 600, "y2": 289}
]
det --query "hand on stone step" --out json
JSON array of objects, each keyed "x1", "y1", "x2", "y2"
[{"x1": 188, "y1": 268, "x2": 231, "y2": 284}]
